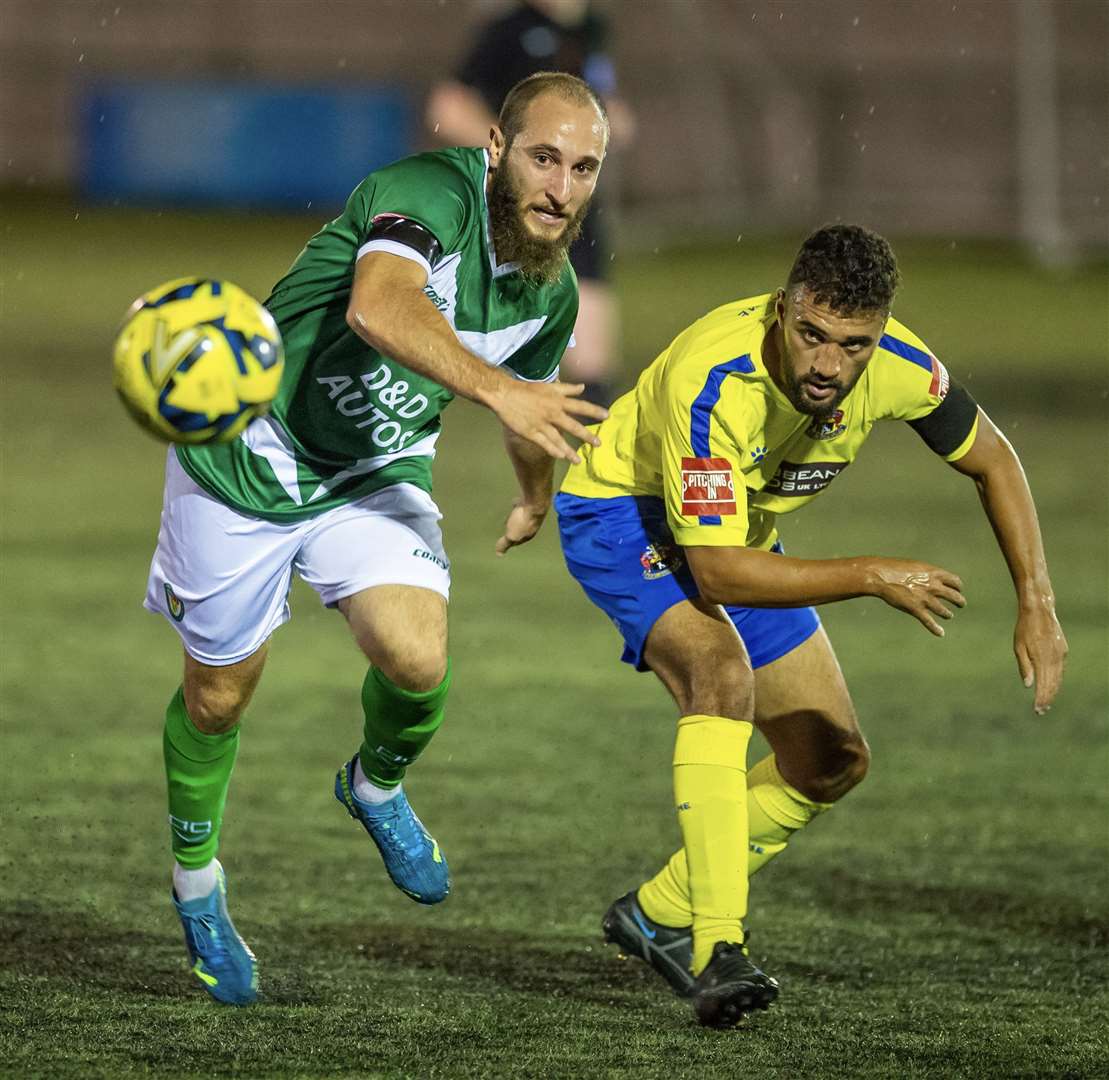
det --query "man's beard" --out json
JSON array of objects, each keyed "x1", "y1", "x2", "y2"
[
  {"x1": 781, "y1": 365, "x2": 858, "y2": 418},
  {"x1": 487, "y1": 161, "x2": 589, "y2": 286}
]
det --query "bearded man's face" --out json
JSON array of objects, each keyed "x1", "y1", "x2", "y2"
[
  {"x1": 773, "y1": 288, "x2": 888, "y2": 417},
  {"x1": 486, "y1": 92, "x2": 606, "y2": 285}
]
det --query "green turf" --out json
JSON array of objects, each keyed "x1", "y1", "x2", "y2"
[{"x1": 2, "y1": 196, "x2": 1107, "y2": 1078}]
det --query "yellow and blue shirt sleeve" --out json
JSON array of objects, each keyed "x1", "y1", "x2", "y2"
[
  {"x1": 662, "y1": 353, "x2": 755, "y2": 548},
  {"x1": 873, "y1": 321, "x2": 980, "y2": 463}
]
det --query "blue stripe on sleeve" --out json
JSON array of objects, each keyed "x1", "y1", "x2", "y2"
[
  {"x1": 690, "y1": 354, "x2": 755, "y2": 456},
  {"x1": 688, "y1": 354, "x2": 753, "y2": 525},
  {"x1": 879, "y1": 333, "x2": 933, "y2": 372}
]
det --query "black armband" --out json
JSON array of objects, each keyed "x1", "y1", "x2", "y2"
[
  {"x1": 363, "y1": 215, "x2": 443, "y2": 268},
  {"x1": 908, "y1": 380, "x2": 979, "y2": 456}
]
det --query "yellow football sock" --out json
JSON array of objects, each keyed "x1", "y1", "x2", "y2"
[
  {"x1": 639, "y1": 754, "x2": 832, "y2": 928},
  {"x1": 671, "y1": 714, "x2": 753, "y2": 975},
  {"x1": 747, "y1": 754, "x2": 833, "y2": 872}
]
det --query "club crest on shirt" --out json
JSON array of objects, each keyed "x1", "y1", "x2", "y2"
[
  {"x1": 805, "y1": 409, "x2": 847, "y2": 441},
  {"x1": 164, "y1": 583, "x2": 185, "y2": 622},
  {"x1": 641, "y1": 542, "x2": 683, "y2": 580}
]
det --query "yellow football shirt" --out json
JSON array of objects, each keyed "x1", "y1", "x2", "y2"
[{"x1": 561, "y1": 294, "x2": 977, "y2": 551}]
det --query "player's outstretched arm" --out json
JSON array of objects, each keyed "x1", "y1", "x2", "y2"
[
  {"x1": 947, "y1": 408, "x2": 1067, "y2": 714},
  {"x1": 686, "y1": 545, "x2": 966, "y2": 637},
  {"x1": 495, "y1": 426, "x2": 554, "y2": 556},
  {"x1": 347, "y1": 252, "x2": 607, "y2": 462}
]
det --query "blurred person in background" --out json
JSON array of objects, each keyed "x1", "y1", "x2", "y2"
[
  {"x1": 427, "y1": 0, "x2": 636, "y2": 407},
  {"x1": 148, "y1": 72, "x2": 609, "y2": 1006},
  {"x1": 555, "y1": 225, "x2": 1067, "y2": 1027}
]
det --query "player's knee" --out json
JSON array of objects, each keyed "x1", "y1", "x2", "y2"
[
  {"x1": 832, "y1": 731, "x2": 870, "y2": 795},
  {"x1": 851, "y1": 734, "x2": 871, "y2": 781},
  {"x1": 184, "y1": 674, "x2": 257, "y2": 736},
  {"x1": 795, "y1": 727, "x2": 870, "y2": 804},
  {"x1": 182, "y1": 648, "x2": 265, "y2": 735},
  {"x1": 183, "y1": 683, "x2": 249, "y2": 735},
  {"x1": 377, "y1": 645, "x2": 448, "y2": 694}
]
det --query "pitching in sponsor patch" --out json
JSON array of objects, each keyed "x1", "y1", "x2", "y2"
[{"x1": 680, "y1": 456, "x2": 737, "y2": 516}]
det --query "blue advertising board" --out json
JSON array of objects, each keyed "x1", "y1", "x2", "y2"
[{"x1": 82, "y1": 81, "x2": 412, "y2": 209}]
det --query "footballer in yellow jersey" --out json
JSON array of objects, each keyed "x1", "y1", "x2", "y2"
[
  {"x1": 554, "y1": 225, "x2": 1067, "y2": 1028},
  {"x1": 562, "y1": 294, "x2": 977, "y2": 553}
]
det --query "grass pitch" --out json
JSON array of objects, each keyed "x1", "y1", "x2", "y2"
[{"x1": 1, "y1": 197, "x2": 1107, "y2": 1078}]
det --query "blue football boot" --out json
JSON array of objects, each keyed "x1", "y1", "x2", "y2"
[
  {"x1": 334, "y1": 756, "x2": 450, "y2": 904},
  {"x1": 172, "y1": 861, "x2": 258, "y2": 1005}
]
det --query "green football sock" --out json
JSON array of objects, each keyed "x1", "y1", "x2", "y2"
[
  {"x1": 163, "y1": 686, "x2": 239, "y2": 870},
  {"x1": 358, "y1": 662, "x2": 451, "y2": 787}
]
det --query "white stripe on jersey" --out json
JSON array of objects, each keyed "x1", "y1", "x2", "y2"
[
  {"x1": 305, "y1": 431, "x2": 440, "y2": 504},
  {"x1": 424, "y1": 249, "x2": 550, "y2": 370},
  {"x1": 241, "y1": 416, "x2": 440, "y2": 507},
  {"x1": 509, "y1": 366, "x2": 560, "y2": 384},
  {"x1": 243, "y1": 417, "x2": 306, "y2": 505},
  {"x1": 357, "y1": 238, "x2": 434, "y2": 280},
  {"x1": 456, "y1": 318, "x2": 548, "y2": 368}
]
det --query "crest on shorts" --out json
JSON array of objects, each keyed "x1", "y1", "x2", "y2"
[
  {"x1": 641, "y1": 542, "x2": 683, "y2": 580},
  {"x1": 164, "y1": 583, "x2": 185, "y2": 622},
  {"x1": 805, "y1": 409, "x2": 847, "y2": 441}
]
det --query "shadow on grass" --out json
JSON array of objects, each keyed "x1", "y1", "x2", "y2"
[
  {"x1": 281, "y1": 919, "x2": 662, "y2": 1007},
  {"x1": 0, "y1": 901, "x2": 663, "y2": 1010},
  {"x1": 799, "y1": 869, "x2": 1109, "y2": 949},
  {"x1": 0, "y1": 902, "x2": 183, "y2": 1000},
  {"x1": 9, "y1": 874, "x2": 1103, "y2": 1009}
]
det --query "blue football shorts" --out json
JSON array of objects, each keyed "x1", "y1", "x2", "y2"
[{"x1": 554, "y1": 493, "x2": 820, "y2": 672}]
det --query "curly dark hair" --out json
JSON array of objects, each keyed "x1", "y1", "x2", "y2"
[{"x1": 786, "y1": 224, "x2": 901, "y2": 314}]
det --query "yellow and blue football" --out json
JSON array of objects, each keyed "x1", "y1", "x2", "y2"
[{"x1": 112, "y1": 277, "x2": 284, "y2": 444}]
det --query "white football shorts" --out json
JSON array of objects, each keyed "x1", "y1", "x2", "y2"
[{"x1": 144, "y1": 449, "x2": 450, "y2": 665}]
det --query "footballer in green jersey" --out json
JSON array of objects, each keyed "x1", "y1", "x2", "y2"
[
  {"x1": 178, "y1": 144, "x2": 585, "y2": 520},
  {"x1": 145, "y1": 73, "x2": 610, "y2": 1006}
]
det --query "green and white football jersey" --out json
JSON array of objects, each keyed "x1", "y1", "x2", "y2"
[{"x1": 177, "y1": 147, "x2": 579, "y2": 521}]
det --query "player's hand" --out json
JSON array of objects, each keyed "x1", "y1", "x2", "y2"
[
  {"x1": 867, "y1": 558, "x2": 966, "y2": 636},
  {"x1": 490, "y1": 380, "x2": 607, "y2": 464},
  {"x1": 495, "y1": 498, "x2": 548, "y2": 556},
  {"x1": 1014, "y1": 598, "x2": 1067, "y2": 715}
]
